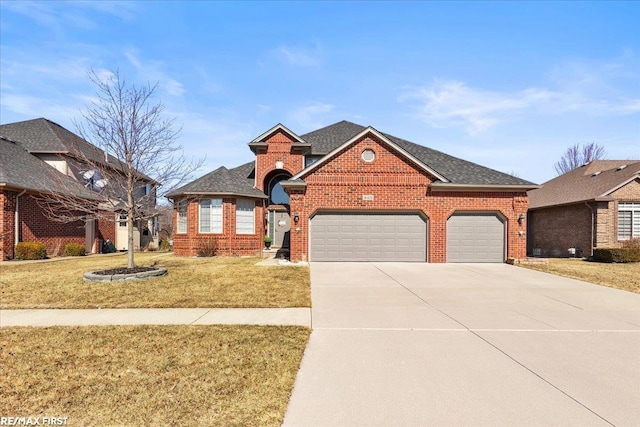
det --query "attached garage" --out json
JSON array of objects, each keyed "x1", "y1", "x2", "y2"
[
  {"x1": 310, "y1": 212, "x2": 427, "y2": 262},
  {"x1": 447, "y1": 213, "x2": 506, "y2": 263}
]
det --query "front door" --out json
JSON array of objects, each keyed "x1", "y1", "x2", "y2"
[{"x1": 271, "y1": 211, "x2": 291, "y2": 248}]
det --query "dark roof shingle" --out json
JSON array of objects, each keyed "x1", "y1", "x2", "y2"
[
  {"x1": 0, "y1": 137, "x2": 102, "y2": 200},
  {"x1": 166, "y1": 164, "x2": 266, "y2": 199},
  {"x1": 301, "y1": 120, "x2": 536, "y2": 186}
]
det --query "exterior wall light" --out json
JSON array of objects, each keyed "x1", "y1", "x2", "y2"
[
  {"x1": 518, "y1": 213, "x2": 525, "y2": 225},
  {"x1": 293, "y1": 212, "x2": 300, "y2": 223}
]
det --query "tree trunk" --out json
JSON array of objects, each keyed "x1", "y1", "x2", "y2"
[{"x1": 127, "y1": 203, "x2": 135, "y2": 269}]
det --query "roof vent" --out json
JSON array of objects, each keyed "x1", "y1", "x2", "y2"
[
  {"x1": 617, "y1": 165, "x2": 627, "y2": 171},
  {"x1": 591, "y1": 171, "x2": 601, "y2": 177},
  {"x1": 582, "y1": 161, "x2": 591, "y2": 167}
]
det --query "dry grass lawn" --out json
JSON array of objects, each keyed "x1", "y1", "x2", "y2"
[
  {"x1": 0, "y1": 325, "x2": 310, "y2": 426},
  {"x1": 519, "y1": 258, "x2": 640, "y2": 293},
  {"x1": 0, "y1": 253, "x2": 311, "y2": 309}
]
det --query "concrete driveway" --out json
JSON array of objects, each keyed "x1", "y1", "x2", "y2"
[{"x1": 283, "y1": 263, "x2": 640, "y2": 427}]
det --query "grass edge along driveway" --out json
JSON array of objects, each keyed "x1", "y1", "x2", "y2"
[
  {"x1": 518, "y1": 258, "x2": 640, "y2": 294},
  {"x1": 0, "y1": 253, "x2": 311, "y2": 309}
]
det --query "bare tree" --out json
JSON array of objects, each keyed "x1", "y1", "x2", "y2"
[
  {"x1": 554, "y1": 142, "x2": 606, "y2": 175},
  {"x1": 40, "y1": 69, "x2": 203, "y2": 268}
]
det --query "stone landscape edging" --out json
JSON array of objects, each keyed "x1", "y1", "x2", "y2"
[{"x1": 83, "y1": 268, "x2": 168, "y2": 283}]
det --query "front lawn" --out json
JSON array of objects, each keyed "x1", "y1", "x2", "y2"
[
  {"x1": 0, "y1": 325, "x2": 310, "y2": 426},
  {"x1": 0, "y1": 253, "x2": 311, "y2": 309},
  {"x1": 519, "y1": 258, "x2": 640, "y2": 293}
]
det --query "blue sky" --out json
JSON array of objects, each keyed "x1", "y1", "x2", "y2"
[{"x1": 1, "y1": 1, "x2": 638, "y2": 184}]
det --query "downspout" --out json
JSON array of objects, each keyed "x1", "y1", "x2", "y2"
[
  {"x1": 14, "y1": 189, "x2": 27, "y2": 256},
  {"x1": 584, "y1": 202, "x2": 595, "y2": 258}
]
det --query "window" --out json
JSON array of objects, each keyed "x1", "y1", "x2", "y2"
[
  {"x1": 177, "y1": 201, "x2": 187, "y2": 234},
  {"x1": 361, "y1": 149, "x2": 376, "y2": 162},
  {"x1": 618, "y1": 202, "x2": 640, "y2": 240},
  {"x1": 119, "y1": 214, "x2": 127, "y2": 227},
  {"x1": 236, "y1": 199, "x2": 255, "y2": 234},
  {"x1": 268, "y1": 174, "x2": 291, "y2": 205},
  {"x1": 199, "y1": 199, "x2": 222, "y2": 233},
  {"x1": 305, "y1": 155, "x2": 322, "y2": 168}
]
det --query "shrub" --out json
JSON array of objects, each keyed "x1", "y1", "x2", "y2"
[
  {"x1": 159, "y1": 239, "x2": 171, "y2": 251},
  {"x1": 15, "y1": 241, "x2": 47, "y2": 260},
  {"x1": 621, "y1": 238, "x2": 640, "y2": 249},
  {"x1": 63, "y1": 242, "x2": 86, "y2": 257},
  {"x1": 196, "y1": 238, "x2": 218, "y2": 257},
  {"x1": 593, "y1": 248, "x2": 640, "y2": 263}
]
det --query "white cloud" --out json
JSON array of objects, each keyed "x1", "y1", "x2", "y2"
[
  {"x1": 400, "y1": 67, "x2": 640, "y2": 136},
  {"x1": 124, "y1": 49, "x2": 185, "y2": 97},
  {"x1": 272, "y1": 44, "x2": 323, "y2": 67},
  {"x1": 399, "y1": 81, "x2": 558, "y2": 135},
  {"x1": 1, "y1": 0, "x2": 137, "y2": 32},
  {"x1": 287, "y1": 102, "x2": 334, "y2": 131}
]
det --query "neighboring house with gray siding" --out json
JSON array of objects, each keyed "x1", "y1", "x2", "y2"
[{"x1": 527, "y1": 160, "x2": 640, "y2": 257}]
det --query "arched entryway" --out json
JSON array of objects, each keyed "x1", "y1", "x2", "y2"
[{"x1": 264, "y1": 171, "x2": 292, "y2": 249}]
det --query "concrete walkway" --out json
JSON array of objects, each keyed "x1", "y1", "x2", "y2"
[
  {"x1": 283, "y1": 263, "x2": 640, "y2": 427},
  {"x1": 0, "y1": 307, "x2": 311, "y2": 327}
]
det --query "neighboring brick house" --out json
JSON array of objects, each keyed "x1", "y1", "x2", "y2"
[
  {"x1": 527, "y1": 160, "x2": 640, "y2": 257},
  {"x1": 0, "y1": 136, "x2": 103, "y2": 259},
  {"x1": 0, "y1": 118, "x2": 160, "y2": 257},
  {"x1": 168, "y1": 121, "x2": 538, "y2": 263}
]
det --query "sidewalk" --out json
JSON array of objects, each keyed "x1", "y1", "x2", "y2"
[{"x1": 0, "y1": 307, "x2": 311, "y2": 327}]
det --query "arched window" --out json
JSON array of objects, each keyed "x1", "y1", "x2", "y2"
[{"x1": 267, "y1": 173, "x2": 291, "y2": 205}]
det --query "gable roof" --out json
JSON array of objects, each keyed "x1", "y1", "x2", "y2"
[
  {"x1": 293, "y1": 126, "x2": 449, "y2": 182},
  {"x1": 0, "y1": 118, "x2": 155, "y2": 183},
  {"x1": 166, "y1": 164, "x2": 266, "y2": 199},
  {"x1": 300, "y1": 120, "x2": 536, "y2": 187},
  {"x1": 0, "y1": 137, "x2": 102, "y2": 200},
  {"x1": 529, "y1": 160, "x2": 640, "y2": 209}
]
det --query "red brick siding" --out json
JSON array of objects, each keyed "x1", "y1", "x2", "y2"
[
  {"x1": 18, "y1": 194, "x2": 89, "y2": 257},
  {"x1": 97, "y1": 210, "x2": 116, "y2": 249},
  {"x1": 288, "y1": 135, "x2": 528, "y2": 262},
  {"x1": 528, "y1": 203, "x2": 593, "y2": 257},
  {"x1": 1, "y1": 190, "x2": 17, "y2": 260},
  {"x1": 255, "y1": 130, "x2": 304, "y2": 191},
  {"x1": 172, "y1": 197, "x2": 264, "y2": 257}
]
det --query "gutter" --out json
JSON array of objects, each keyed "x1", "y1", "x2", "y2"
[
  {"x1": 14, "y1": 189, "x2": 27, "y2": 255},
  {"x1": 584, "y1": 202, "x2": 595, "y2": 257},
  {"x1": 430, "y1": 183, "x2": 540, "y2": 192}
]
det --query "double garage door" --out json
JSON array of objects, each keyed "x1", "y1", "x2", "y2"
[
  {"x1": 310, "y1": 211, "x2": 505, "y2": 263},
  {"x1": 310, "y1": 212, "x2": 427, "y2": 262}
]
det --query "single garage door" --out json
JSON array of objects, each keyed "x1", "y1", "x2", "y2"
[
  {"x1": 310, "y1": 212, "x2": 427, "y2": 262},
  {"x1": 447, "y1": 213, "x2": 505, "y2": 262}
]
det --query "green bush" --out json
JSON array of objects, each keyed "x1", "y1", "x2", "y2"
[
  {"x1": 63, "y1": 242, "x2": 86, "y2": 257},
  {"x1": 15, "y1": 241, "x2": 47, "y2": 260},
  {"x1": 196, "y1": 238, "x2": 218, "y2": 257},
  {"x1": 593, "y1": 248, "x2": 640, "y2": 263}
]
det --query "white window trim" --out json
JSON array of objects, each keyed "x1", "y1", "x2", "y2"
[
  {"x1": 199, "y1": 198, "x2": 223, "y2": 234},
  {"x1": 176, "y1": 201, "x2": 187, "y2": 234},
  {"x1": 236, "y1": 199, "x2": 255, "y2": 235},
  {"x1": 618, "y1": 202, "x2": 640, "y2": 240}
]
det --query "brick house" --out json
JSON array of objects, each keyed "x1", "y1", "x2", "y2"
[
  {"x1": 527, "y1": 160, "x2": 640, "y2": 257},
  {"x1": 168, "y1": 121, "x2": 538, "y2": 263},
  {"x1": 0, "y1": 118, "x2": 159, "y2": 258}
]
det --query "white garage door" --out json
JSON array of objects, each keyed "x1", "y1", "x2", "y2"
[
  {"x1": 447, "y1": 213, "x2": 505, "y2": 263},
  {"x1": 310, "y1": 212, "x2": 427, "y2": 262}
]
